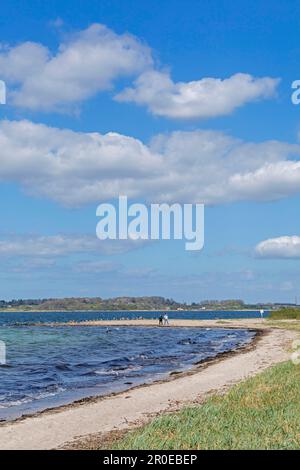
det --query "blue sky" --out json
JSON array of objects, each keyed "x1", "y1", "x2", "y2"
[{"x1": 1, "y1": 0, "x2": 300, "y2": 302}]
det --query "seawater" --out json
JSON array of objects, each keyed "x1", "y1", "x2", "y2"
[{"x1": 0, "y1": 310, "x2": 259, "y2": 421}]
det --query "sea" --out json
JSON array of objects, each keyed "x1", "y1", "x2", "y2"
[{"x1": 0, "y1": 310, "x2": 263, "y2": 421}]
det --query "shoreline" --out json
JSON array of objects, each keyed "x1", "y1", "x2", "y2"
[
  {"x1": 31, "y1": 318, "x2": 272, "y2": 328},
  {"x1": 0, "y1": 320, "x2": 297, "y2": 450},
  {"x1": 0, "y1": 308, "x2": 263, "y2": 313}
]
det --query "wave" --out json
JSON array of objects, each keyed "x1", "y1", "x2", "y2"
[{"x1": 0, "y1": 386, "x2": 66, "y2": 408}]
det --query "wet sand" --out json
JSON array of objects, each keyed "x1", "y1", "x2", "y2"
[{"x1": 0, "y1": 320, "x2": 297, "y2": 450}]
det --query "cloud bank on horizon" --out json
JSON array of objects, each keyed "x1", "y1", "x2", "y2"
[{"x1": 0, "y1": 234, "x2": 145, "y2": 257}]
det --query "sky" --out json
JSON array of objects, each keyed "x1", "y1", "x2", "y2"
[{"x1": 1, "y1": 0, "x2": 300, "y2": 303}]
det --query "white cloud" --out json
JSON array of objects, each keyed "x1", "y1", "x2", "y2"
[
  {"x1": 0, "y1": 24, "x2": 152, "y2": 111},
  {"x1": 115, "y1": 70, "x2": 279, "y2": 119},
  {"x1": 255, "y1": 236, "x2": 300, "y2": 259},
  {"x1": 0, "y1": 24, "x2": 279, "y2": 117},
  {"x1": 0, "y1": 119, "x2": 161, "y2": 206},
  {"x1": 0, "y1": 234, "x2": 144, "y2": 257},
  {"x1": 1, "y1": 120, "x2": 300, "y2": 207}
]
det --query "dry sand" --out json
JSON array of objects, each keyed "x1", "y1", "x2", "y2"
[
  {"x1": 51, "y1": 318, "x2": 281, "y2": 328},
  {"x1": 0, "y1": 319, "x2": 297, "y2": 450}
]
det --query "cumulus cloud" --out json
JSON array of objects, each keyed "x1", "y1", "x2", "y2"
[
  {"x1": 0, "y1": 23, "x2": 279, "y2": 117},
  {"x1": 255, "y1": 236, "x2": 300, "y2": 259},
  {"x1": 0, "y1": 24, "x2": 152, "y2": 111},
  {"x1": 1, "y1": 119, "x2": 300, "y2": 207},
  {"x1": 0, "y1": 234, "x2": 144, "y2": 257},
  {"x1": 115, "y1": 70, "x2": 279, "y2": 119},
  {"x1": 0, "y1": 120, "x2": 161, "y2": 206}
]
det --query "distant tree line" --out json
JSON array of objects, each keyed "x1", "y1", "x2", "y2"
[{"x1": 0, "y1": 296, "x2": 276, "y2": 311}]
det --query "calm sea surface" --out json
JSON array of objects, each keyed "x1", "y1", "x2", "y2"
[{"x1": 0, "y1": 310, "x2": 261, "y2": 421}]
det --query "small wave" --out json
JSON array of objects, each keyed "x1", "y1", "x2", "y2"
[
  {"x1": 94, "y1": 370, "x2": 120, "y2": 376},
  {"x1": 177, "y1": 338, "x2": 197, "y2": 345},
  {"x1": 100, "y1": 357, "x2": 131, "y2": 367},
  {"x1": 95, "y1": 364, "x2": 142, "y2": 376},
  {"x1": 0, "y1": 386, "x2": 66, "y2": 408}
]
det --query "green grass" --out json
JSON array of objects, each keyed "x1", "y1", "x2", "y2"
[
  {"x1": 269, "y1": 308, "x2": 300, "y2": 320},
  {"x1": 104, "y1": 361, "x2": 300, "y2": 450}
]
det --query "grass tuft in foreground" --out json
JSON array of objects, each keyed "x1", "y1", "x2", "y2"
[{"x1": 104, "y1": 361, "x2": 300, "y2": 450}]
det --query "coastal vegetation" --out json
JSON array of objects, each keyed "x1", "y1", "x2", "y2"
[
  {"x1": 103, "y1": 361, "x2": 300, "y2": 450},
  {"x1": 268, "y1": 307, "x2": 300, "y2": 320},
  {"x1": 0, "y1": 296, "x2": 273, "y2": 312}
]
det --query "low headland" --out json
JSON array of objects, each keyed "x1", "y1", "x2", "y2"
[{"x1": 0, "y1": 295, "x2": 279, "y2": 312}]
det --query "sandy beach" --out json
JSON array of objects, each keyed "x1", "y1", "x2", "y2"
[
  {"x1": 44, "y1": 318, "x2": 282, "y2": 329},
  {"x1": 0, "y1": 319, "x2": 297, "y2": 450}
]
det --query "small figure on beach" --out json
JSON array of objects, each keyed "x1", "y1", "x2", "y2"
[
  {"x1": 260, "y1": 309, "x2": 264, "y2": 320},
  {"x1": 158, "y1": 315, "x2": 163, "y2": 326},
  {"x1": 163, "y1": 313, "x2": 169, "y2": 326}
]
